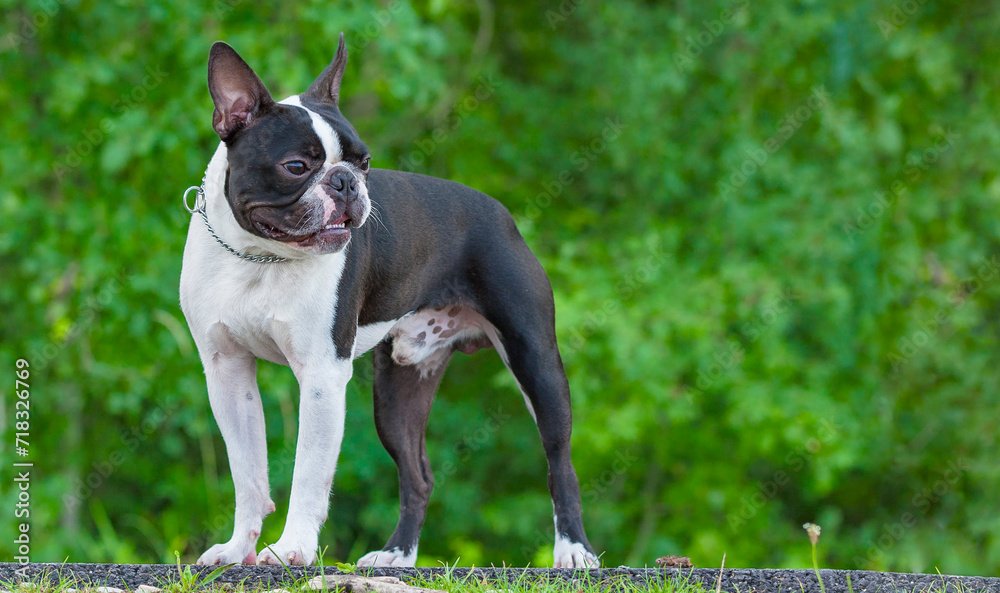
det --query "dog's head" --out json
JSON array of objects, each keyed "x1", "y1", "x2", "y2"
[{"x1": 207, "y1": 34, "x2": 370, "y2": 254}]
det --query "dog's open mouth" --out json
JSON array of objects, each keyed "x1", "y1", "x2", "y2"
[
  {"x1": 251, "y1": 211, "x2": 354, "y2": 252},
  {"x1": 319, "y1": 213, "x2": 351, "y2": 234},
  {"x1": 254, "y1": 219, "x2": 290, "y2": 240},
  {"x1": 253, "y1": 213, "x2": 352, "y2": 244}
]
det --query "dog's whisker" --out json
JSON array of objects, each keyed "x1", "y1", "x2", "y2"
[
  {"x1": 291, "y1": 209, "x2": 314, "y2": 234},
  {"x1": 369, "y1": 199, "x2": 389, "y2": 235}
]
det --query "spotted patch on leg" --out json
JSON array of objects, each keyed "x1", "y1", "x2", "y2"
[{"x1": 388, "y1": 306, "x2": 493, "y2": 368}]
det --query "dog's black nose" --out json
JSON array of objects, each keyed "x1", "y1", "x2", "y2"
[{"x1": 329, "y1": 169, "x2": 357, "y2": 194}]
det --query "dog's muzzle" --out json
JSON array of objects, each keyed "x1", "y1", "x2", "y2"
[{"x1": 325, "y1": 167, "x2": 359, "y2": 203}]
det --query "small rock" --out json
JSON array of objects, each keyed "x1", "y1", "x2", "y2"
[
  {"x1": 95, "y1": 587, "x2": 127, "y2": 593},
  {"x1": 307, "y1": 575, "x2": 405, "y2": 589},
  {"x1": 655, "y1": 555, "x2": 694, "y2": 568},
  {"x1": 262, "y1": 589, "x2": 292, "y2": 593},
  {"x1": 307, "y1": 575, "x2": 444, "y2": 592},
  {"x1": 136, "y1": 586, "x2": 162, "y2": 593}
]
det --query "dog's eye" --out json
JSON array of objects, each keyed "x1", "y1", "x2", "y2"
[
  {"x1": 360, "y1": 157, "x2": 371, "y2": 172},
  {"x1": 283, "y1": 161, "x2": 307, "y2": 175}
]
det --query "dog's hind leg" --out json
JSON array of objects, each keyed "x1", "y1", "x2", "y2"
[
  {"x1": 480, "y1": 259, "x2": 600, "y2": 568},
  {"x1": 356, "y1": 341, "x2": 451, "y2": 567}
]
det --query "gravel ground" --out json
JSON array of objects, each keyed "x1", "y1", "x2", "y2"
[{"x1": 2, "y1": 564, "x2": 999, "y2": 593}]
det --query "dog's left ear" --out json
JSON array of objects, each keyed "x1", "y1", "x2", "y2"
[
  {"x1": 303, "y1": 32, "x2": 348, "y2": 106},
  {"x1": 208, "y1": 42, "x2": 276, "y2": 142}
]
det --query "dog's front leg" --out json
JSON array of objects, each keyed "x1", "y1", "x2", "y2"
[
  {"x1": 196, "y1": 340, "x2": 274, "y2": 565},
  {"x1": 257, "y1": 358, "x2": 351, "y2": 566}
]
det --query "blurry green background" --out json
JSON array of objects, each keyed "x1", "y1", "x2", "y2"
[{"x1": 3, "y1": 0, "x2": 1000, "y2": 575}]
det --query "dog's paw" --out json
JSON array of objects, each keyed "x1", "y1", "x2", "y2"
[
  {"x1": 553, "y1": 540, "x2": 599, "y2": 569},
  {"x1": 356, "y1": 547, "x2": 417, "y2": 567},
  {"x1": 256, "y1": 539, "x2": 317, "y2": 566},
  {"x1": 197, "y1": 540, "x2": 257, "y2": 565}
]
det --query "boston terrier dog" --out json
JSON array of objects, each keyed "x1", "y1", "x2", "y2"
[{"x1": 180, "y1": 33, "x2": 599, "y2": 569}]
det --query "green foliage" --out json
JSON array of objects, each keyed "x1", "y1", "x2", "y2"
[
  {"x1": 173, "y1": 550, "x2": 233, "y2": 593},
  {"x1": 2, "y1": 0, "x2": 1000, "y2": 576}
]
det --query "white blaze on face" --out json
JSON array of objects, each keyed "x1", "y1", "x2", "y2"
[
  {"x1": 278, "y1": 95, "x2": 370, "y2": 229},
  {"x1": 279, "y1": 95, "x2": 342, "y2": 163}
]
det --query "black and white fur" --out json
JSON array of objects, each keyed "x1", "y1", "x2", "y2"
[{"x1": 180, "y1": 34, "x2": 598, "y2": 568}]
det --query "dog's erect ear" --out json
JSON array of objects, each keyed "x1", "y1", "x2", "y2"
[
  {"x1": 207, "y1": 42, "x2": 275, "y2": 142},
  {"x1": 303, "y1": 32, "x2": 348, "y2": 106}
]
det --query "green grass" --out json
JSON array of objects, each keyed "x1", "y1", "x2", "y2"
[
  {"x1": 403, "y1": 567, "x2": 709, "y2": 593},
  {"x1": 0, "y1": 564, "x2": 709, "y2": 593},
  {"x1": 0, "y1": 540, "x2": 990, "y2": 593},
  {"x1": 4, "y1": 566, "x2": 998, "y2": 593},
  {"x1": 3, "y1": 523, "x2": 992, "y2": 592}
]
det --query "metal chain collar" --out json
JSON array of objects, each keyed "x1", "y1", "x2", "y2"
[{"x1": 183, "y1": 181, "x2": 288, "y2": 264}]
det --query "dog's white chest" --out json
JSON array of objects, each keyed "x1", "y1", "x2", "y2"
[{"x1": 180, "y1": 220, "x2": 346, "y2": 368}]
